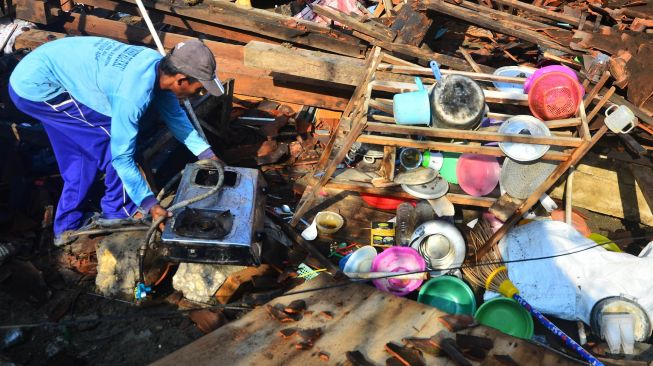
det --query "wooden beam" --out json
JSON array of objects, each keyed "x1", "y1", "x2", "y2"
[
  {"x1": 311, "y1": 4, "x2": 397, "y2": 42},
  {"x1": 377, "y1": 64, "x2": 525, "y2": 83},
  {"x1": 363, "y1": 122, "x2": 584, "y2": 147},
  {"x1": 372, "y1": 40, "x2": 484, "y2": 72},
  {"x1": 418, "y1": 0, "x2": 576, "y2": 54},
  {"x1": 357, "y1": 135, "x2": 571, "y2": 161},
  {"x1": 78, "y1": 0, "x2": 277, "y2": 45},
  {"x1": 326, "y1": 180, "x2": 497, "y2": 207},
  {"x1": 244, "y1": 41, "x2": 365, "y2": 87},
  {"x1": 113, "y1": 0, "x2": 367, "y2": 58},
  {"x1": 489, "y1": 0, "x2": 580, "y2": 26},
  {"x1": 390, "y1": 0, "x2": 434, "y2": 46}
]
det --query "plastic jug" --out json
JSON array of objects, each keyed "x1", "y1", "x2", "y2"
[{"x1": 393, "y1": 77, "x2": 431, "y2": 125}]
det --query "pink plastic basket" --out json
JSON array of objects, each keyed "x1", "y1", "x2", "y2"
[{"x1": 528, "y1": 71, "x2": 583, "y2": 121}]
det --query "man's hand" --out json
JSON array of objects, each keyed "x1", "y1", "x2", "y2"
[
  {"x1": 150, "y1": 204, "x2": 171, "y2": 228},
  {"x1": 209, "y1": 155, "x2": 225, "y2": 165}
]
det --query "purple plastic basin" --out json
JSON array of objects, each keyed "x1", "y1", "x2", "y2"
[{"x1": 372, "y1": 246, "x2": 426, "y2": 296}]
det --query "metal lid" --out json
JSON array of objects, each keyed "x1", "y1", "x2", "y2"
[
  {"x1": 498, "y1": 115, "x2": 551, "y2": 162},
  {"x1": 394, "y1": 167, "x2": 438, "y2": 185},
  {"x1": 401, "y1": 175, "x2": 449, "y2": 199}
]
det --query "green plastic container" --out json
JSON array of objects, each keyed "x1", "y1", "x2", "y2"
[
  {"x1": 418, "y1": 276, "x2": 477, "y2": 315},
  {"x1": 475, "y1": 297, "x2": 534, "y2": 339},
  {"x1": 588, "y1": 233, "x2": 621, "y2": 252},
  {"x1": 440, "y1": 152, "x2": 461, "y2": 184}
]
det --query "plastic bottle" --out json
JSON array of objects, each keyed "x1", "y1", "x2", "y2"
[{"x1": 395, "y1": 202, "x2": 417, "y2": 246}]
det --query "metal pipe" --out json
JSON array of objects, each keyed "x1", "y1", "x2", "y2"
[{"x1": 134, "y1": 0, "x2": 208, "y2": 144}]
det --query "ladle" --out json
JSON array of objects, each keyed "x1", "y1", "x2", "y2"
[{"x1": 301, "y1": 217, "x2": 318, "y2": 241}]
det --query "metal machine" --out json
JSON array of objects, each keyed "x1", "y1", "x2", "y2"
[{"x1": 159, "y1": 163, "x2": 267, "y2": 266}]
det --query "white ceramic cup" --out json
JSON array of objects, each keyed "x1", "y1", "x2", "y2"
[{"x1": 605, "y1": 105, "x2": 638, "y2": 134}]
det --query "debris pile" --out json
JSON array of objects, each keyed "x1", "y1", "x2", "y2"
[{"x1": 1, "y1": 0, "x2": 653, "y2": 364}]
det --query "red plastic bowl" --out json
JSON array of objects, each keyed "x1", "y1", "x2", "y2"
[
  {"x1": 360, "y1": 193, "x2": 414, "y2": 210},
  {"x1": 528, "y1": 71, "x2": 583, "y2": 121}
]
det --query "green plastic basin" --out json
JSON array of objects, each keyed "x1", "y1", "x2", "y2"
[
  {"x1": 417, "y1": 276, "x2": 476, "y2": 315},
  {"x1": 475, "y1": 297, "x2": 534, "y2": 339}
]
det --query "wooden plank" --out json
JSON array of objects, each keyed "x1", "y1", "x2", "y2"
[
  {"x1": 418, "y1": 0, "x2": 576, "y2": 54},
  {"x1": 114, "y1": 0, "x2": 367, "y2": 58},
  {"x1": 357, "y1": 135, "x2": 571, "y2": 161},
  {"x1": 370, "y1": 80, "x2": 529, "y2": 105},
  {"x1": 244, "y1": 41, "x2": 366, "y2": 87},
  {"x1": 489, "y1": 0, "x2": 581, "y2": 26},
  {"x1": 153, "y1": 275, "x2": 572, "y2": 365},
  {"x1": 327, "y1": 180, "x2": 497, "y2": 207},
  {"x1": 377, "y1": 64, "x2": 525, "y2": 83},
  {"x1": 547, "y1": 157, "x2": 653, "y2": 226},
  {"x1": 363, "y1": 122, "x2": 584, "y2": 147},
  {"x1": 390, "y1": 0, "x2": 433, "y2": 46},
  {"x1": 311, "y1": 3, "x2": 397, "y2": 42},
  {"x1": 371, "y1": 40, "x2": 484, "y2": 72},
  {"x1": 80, "y1": 0, "x2": 277, "y2": 45}
]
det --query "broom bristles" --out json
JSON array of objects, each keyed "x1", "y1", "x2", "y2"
[{"x1": 463, "y1": 218, "x2": 506, "y2": 290}]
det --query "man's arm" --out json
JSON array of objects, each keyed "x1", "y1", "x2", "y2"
[
  {"x1": 110, "y1": 98, "x2": 168, "y2": 220},
  {"x1": 152, "y1": 90, "x2": 218, "y2": 160}
]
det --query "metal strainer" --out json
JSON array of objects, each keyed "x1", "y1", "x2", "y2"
[{"x1": 500, "y1": 157, "x2": 558, "y2": 199}]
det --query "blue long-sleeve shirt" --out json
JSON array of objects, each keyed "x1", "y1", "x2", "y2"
[{"x1": 9, "y1": 36, "x2": 214, "y2": 210}]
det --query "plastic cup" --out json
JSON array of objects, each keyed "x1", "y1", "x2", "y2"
[{"x1": 393, "y1": 77, "x2": 431, "y2": 125}]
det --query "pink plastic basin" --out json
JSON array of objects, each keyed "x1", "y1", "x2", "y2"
[
  {"x1": 372, "y1": 246, "x2": 426, "y2": 296},
  {"x1": 456, "y1": 154, "x2": 500, "y2": 197}
]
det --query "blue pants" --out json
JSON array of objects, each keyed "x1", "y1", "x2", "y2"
[{"x1": 9, "y1": 84, "x2": 137, "y2": 236}]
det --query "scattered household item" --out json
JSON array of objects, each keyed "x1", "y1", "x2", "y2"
[
  {"x1": 161, "y1": 164, "x2": 265, "y2": 265},
  {"x1": 500, "y1": 158, "x2": 557, "y2": 199},
  {"x1": 346, "y1": 142, "x2": 385, "y2": 164},
  {"x1": 394, "y1": 167, "x2": 438, "y2": 185},
  {"x1": 301, "y1": 217, "x2": 318, "y2": 241},
  {"x1": 371, "y1": 246, "x2": 426, "y2": 296},
  {"x1": 523, "y1": 65, "x2": 580, "y2": 93},
  {"x1": 550, "y1": 209, "x2": 591, "y2": 237},
  {"x1": 393, "y1": 77, "x2": 431, "y2": 125},
  {"x1": 474, "y1": 297, "x2": 534, "y2": 339},
  {"x1": 588, "y1": 233, "x2": 621, "y2": 252},
  {"x1": 370, "y1": 222, "x2": 395, "y2": 246},
  {"x1": 498, "y1": 115, "x2": 551, "y2": 162},
  {"x1": 604, "y1": 105, "x2": 638, "y2": 134},
  {"x1": 439, "y1": 152, "x2": 461, "y2": 184},
  {"x1": 421, "y1": 150, "x2": 444, "y2": 170},
  {"x1": 395, "y1": 202, "x2": 417, "y2": 246},
  {"x1": 465, "y1": 221, "x2": 603, "y2": 365},
  {"x1": 401, "y1": 175, "x2": 449, "y2": 200},
  {"x1": 431, "y1": 75, "x2": 486, "y2": 130},
  {"x1": 585, "y1": 53, "x2": 610, "y2": 83},
  {"x1": 528, "y1": 71, "x2": 583, "y2": 120},
  {"x1": 427, "y1": 197, "x2": 455, "y2": 218},
  {"x1": 455, "y1": 154, "x2": 500, "y2": 196},
  {"x1": 360, "y1": 193, "x2": 412, "y2": 210},
  {"x1": 409, "y1": 220, "x2": 465, "y2": 275},
  {"x1": 297, "y1": 262, "x2": 323, "y2": 280},
  {"x1": 338, "y1": 252, "x2": 353, "y2": 271},
  {"x1": 399, "y1": 148, "x2": 423, "y2": 170},
  {"x1": 418, "y1": 276, "x2": 477, "y2": 315},
  {"x1": 492, "y1": 66, "x2": 532, "y2": 92},
  {"x1": 343, "y1": 246, "x2": 377, "y2": 275},
  {"x1": 601, "y1": 313, "x2": 636, "y2": 355},
  {"x1": 496, "y1": 220, "x2": 653, "y2": 358},
  {"x1": 429, "y1": 60, "x2": 442, "y2": 82},
  {"x1": 590, "y1": 296, "x2": 651, "y2": 350},
  {"x1": 315, "y1": 211, "x2": 344, "y2": 235}
]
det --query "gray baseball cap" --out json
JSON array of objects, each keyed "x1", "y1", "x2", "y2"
[{"x1": 169, "y1": 39, "x2": 224, "y2": 97}]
